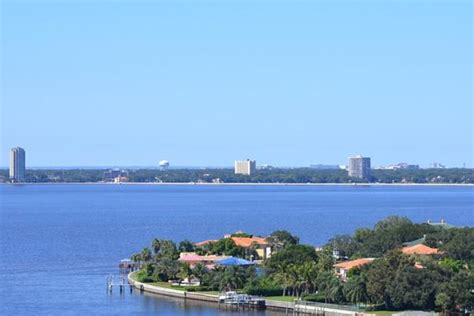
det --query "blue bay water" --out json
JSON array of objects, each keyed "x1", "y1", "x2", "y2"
[{"x1": 1, "y1": 184, "x2": 473, "y2": 315}]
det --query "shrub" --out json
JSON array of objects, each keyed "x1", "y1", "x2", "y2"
[
  {"x1": 135, "y1": 270, "x2": 154, "y2": 283},
  {"x1": 244, "y1": 285, "x2": 282, "y2": 296}
]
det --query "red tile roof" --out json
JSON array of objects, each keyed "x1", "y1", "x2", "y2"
[
  {"x1": 334, "y1": 258, "x2": 375, "y2": 270},
  {"x1": 195, "y1": 236, "x2": 268, "y2": 248},
  {"x1": 402, "y1": 244, "x2": 439, "y2": 255},
  {"x1": 230, "y1": 236, "x2": 268, "y2": 247}
]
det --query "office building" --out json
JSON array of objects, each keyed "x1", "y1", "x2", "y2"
[
  {"x1": 234, "y1": 159, "x2": 256, "y2": 175},
  {"x1": 348, "y1": 155, "x2": 371, "y2": 180},
  {"x1": 9, "y1": 147, "x2": 26, "y2": 182}
]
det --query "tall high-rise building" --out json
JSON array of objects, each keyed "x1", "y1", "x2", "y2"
[
  {"x1": 348, "y1": 155, "x2": 371, "y2": 180},
  {"x1": 234, "y1": 159, "x2": 256, "y2": 175},
  {"x1": 9, "y1": 147, "x2": 26, "y2": 182}
]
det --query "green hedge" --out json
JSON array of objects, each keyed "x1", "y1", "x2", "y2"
[{"x1": 302, "y1": 292, "x2": 327, "y2": 302}]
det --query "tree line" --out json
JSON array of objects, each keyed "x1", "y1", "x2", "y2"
[{"x1": 1, "y1": 167, "x2": 473, "y2": 183}]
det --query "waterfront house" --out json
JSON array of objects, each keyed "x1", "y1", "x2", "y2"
[
  {"x1": 334, "y1": 258, "x2": 375, "y2": 280},
  {"x1": 195, "y1": 234, "x2": 272, "y2": 259}
]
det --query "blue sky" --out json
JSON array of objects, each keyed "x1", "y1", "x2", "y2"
[{"x1": 1, "y1": 0, "x2": 472, "y2": 168}]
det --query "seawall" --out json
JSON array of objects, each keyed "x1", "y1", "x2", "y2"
[{"x1": 127, "y1": 273, "x2": 371, "y2": 316}]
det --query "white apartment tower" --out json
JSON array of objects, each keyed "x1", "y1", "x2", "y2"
[
  {"x1": 234, "y1": 159, "x2": 256, "y2": 175},
  {"x1": 348, "y1": 155, "x2": 371, "y2": 180},
  {"x1": 10, "y1": 147, "x2": 26, "y2": 182}
]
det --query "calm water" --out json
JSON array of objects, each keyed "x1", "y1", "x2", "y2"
[{"x1": 1, "y1": 184, "x2": 473, "y2": 315}]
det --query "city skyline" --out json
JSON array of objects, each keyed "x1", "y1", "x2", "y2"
[
  {"x1": 0, "y1": 146, "x2": 467, "y2": 170},
  {"x1": 1, "y1": 1, "x2": 472, "y2": 168}
]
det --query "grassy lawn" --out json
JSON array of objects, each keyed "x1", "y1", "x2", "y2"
[
  {"x1": 265, "y1": 296, "x2": 296, "y2": 302},
  {"x1": 149, "y1": 281, "x2": 187, "y2": 291},
  {"x1": 128, "y1": 273, "x2": 229, "y2": 296}
]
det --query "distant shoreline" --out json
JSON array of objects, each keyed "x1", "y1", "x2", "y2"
[{"x1": 2, "y1": 182, "x2": 473, "y2": 187}]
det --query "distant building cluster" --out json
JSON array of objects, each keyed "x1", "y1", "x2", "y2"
[
  {"x1": 234, "y1": 159, "x2": 256, "y2": 175},
  {"x1": 348, "y1": 155, "x2": 371, "y2": 180},
  {"x1": 103, "y1": 169, "x2": 129, "y2": 183},
  {"x1": 379, "y1": 163, "x2": 420, "y2": 170},
  {"x1": 9, "y1": 147, "x2": 26, "y2": 182},
  {"x1": 431, "y1": 162, "x2": 446, "y2": 169}
]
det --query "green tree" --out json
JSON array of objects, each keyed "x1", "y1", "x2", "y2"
[
  {"x1": 437, "y1": 270, "x2": 474, "y2": 313},
  {"x1": 141, "y1": 247, "x2": 152, "y2": 263},
  {"x1": 343, "y1": 275, "x2": 368, "y2": 306},
  {"x1": 298, "y1": 261, "x2": 318, "y2": 295},
  {"x1": 152, "y1": 239, "x2": 178, "y2": 260},
  {"x1": 329, "y1": 234, "x2": 360, "y2": 258},
  {"x1": 192, "y1": 263, "x2": 208, "y2": 285},
  {"x1": 266, "y1": 230, "x2": 299, "y2": 251},
  {"x1": 273, "y1": 268, "x2": 293, "y2": 296},
  {"x1": 435, "y1": 292, "x2": 450, "y2": 316},
  {"x1": 177, "y1": 262, "x2": 193, "y2": 282},
  {"x1": 316, "y1": 246, "x2": 335, "y2": 272},
  {"x1": 209, "y1": 238, "x2": 245, "y2": 257},
  {"x1": 327, "y1": 276, "x2": 344, "y2": 303},
  {"x1": 178, "y1": 239, "x2": 195, "y2": 253},
  {"x1": 152, "y1": 239, "x2": 161, "y2": 255},
  {"x1": 213, "y1": 266, "x2": 247, "y2": 291},
  {"x1": 265, "y1": 244, "x2": 317, "y2": 271},
  {"x1": 153, "y1": 258, "x2": 180, "y2": 281}
]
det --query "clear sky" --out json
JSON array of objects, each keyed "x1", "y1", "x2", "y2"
[{"x1": 1, "y1": 0, "x2": 472, "y2": 168}]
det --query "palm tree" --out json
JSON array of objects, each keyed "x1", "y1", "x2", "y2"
[
  {"x1": 274, "y1": 268, "x2": 292, "y2": 296},
  {"x1": 327, "y1": 277, "x2": 344, "y2": 303},
  {"x1": 218, "y1": 267, "x2": 246, "y2": 291},
  {"x1": 130, "y1": 253, "x2": 142, "y2": 269},
  {"x1": 316, "y1": 271, "x2": 338, "y2": 303},
  {"x1": 191, "y1": 263, "x2": 208, "y2": 285},
  {"x1": 299, "y1": 261, "x2": 318, "y2": 295},
  {"x1": 152, "y1": 239, "x2": 161, "y2": 255},
  {"x1": 286, "y1": 264, "x2": 300, "y2": 297},
  {"x1": 343, "y1": 275, "x2": 368, "y2": 306},
  {"x1": 141, "y1": 247, "x2": 152, "y2": 263},
  {"x1": 131, "y1": 253, "x2": 141, "y2": 263},
  {"x1": 177, "y1": 262, "x2": 192, "y2": 283}
]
